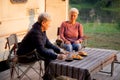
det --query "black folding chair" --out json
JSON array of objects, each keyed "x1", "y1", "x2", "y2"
[{"x1": 5, "y1": 34, "x2": 44, "y2": 80}]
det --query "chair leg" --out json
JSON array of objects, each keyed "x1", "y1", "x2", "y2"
[
  {"x1": 40, "y1": 61, "x2": 44, "y2": 76},
  {"x1": 17, "y1": 62, "x2": 42, "y2": 80},
  {"x1": 10, "y1": 64, "x2": 15, "y2": 80},
  {"x1": 10, "y1": 61, "x2": 44, "y2": 80},
  {"x1": 17, "y1": 65, "x2": 32, "y2": 80},
  {"x1": 39, "y1": 61, "x2": 42, "y2": 80},
  {"x1": 10, "y1": 63, "x2": 19, "y2": 80}
]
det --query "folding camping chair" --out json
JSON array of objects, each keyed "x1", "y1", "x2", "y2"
[{"x1": 5, "y1": 34, "x2": 44, "y2": 80}]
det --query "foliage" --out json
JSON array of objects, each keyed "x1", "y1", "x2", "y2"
[
  {"x1": 116, "y1": 17, "x2": 120, "y2": 29},
  {"x1": 70, "y1": 0, "x2": 120, "y2": 8},
  {"x1": 70, "y1": 0, "x2": 120, "y2": 23},
  {"x1": 70, "y1": 3, "x2": 94, "y2": 9},
  {"x1": 70, "y1": 0, "x2": 99, "y2": 4},
  {"x1": 95, "y1": 0, "x2": 108, "y2": 9}
]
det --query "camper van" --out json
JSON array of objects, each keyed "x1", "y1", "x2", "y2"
[{"x1": 0, "y1": 0, "x2": 68, "y2": 62}]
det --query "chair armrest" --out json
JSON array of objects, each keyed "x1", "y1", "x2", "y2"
[
  {"x1": 81, "y1": 35, "x2": 91, "y2": 48},
  {"x1": 56, "y1": 39, "x2": 63, "y2": 47}
]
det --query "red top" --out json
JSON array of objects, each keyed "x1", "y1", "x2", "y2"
[{"x1": 60, "y1": 21, "x2": 83, "y2": 43}]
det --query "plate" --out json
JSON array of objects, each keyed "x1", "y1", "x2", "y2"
[
  {"x1": 65, "y1": 59, "x2": 73, "y2": 62},
  {"x1": 73, "y1": 57, "x2": 83, "y2": 60}
]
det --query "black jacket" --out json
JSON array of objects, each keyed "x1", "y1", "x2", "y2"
[{"x1": 17, "y1": 22, "x2": 60, "y2": 60}]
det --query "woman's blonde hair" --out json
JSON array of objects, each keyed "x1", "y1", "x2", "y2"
[
  {"x1": 69, "y1": 8, "x2": 79, "y2": 14},
  {"x1": 38, "y1": 12, "x2": 51, "y2": 24}
]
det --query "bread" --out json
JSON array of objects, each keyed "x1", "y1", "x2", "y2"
[
  {"x1": 72, "y1": 54, "x2": 83, "y2": 60},
  {"x1": 78, "y1": 51, "x2": 87, "y2": 56}
]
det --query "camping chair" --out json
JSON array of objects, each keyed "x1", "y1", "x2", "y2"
[
  {"x1": 56, "y1": 27, "x2": 89, "y2": 51},
  {"x1": 5, "y1": 34, "x2": 44, "y2": 80}
]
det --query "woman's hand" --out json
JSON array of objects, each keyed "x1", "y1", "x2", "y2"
[
  {"x1": 65, "y1": 41, "x2": 71, "y2": 44},
  {"x1": 74, "y1": 40, "x2": 80, "y2": 44},
  {"x1": 74, "y1": 39, "x2": 83, "y2": 44}
]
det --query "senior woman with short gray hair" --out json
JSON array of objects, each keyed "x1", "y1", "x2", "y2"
[
  {"x1": 17, "y1": 13, "x2": 67, "y2": 80},
  {"x1": 60, "y1": 8, "x2": 84, "y2": 52}
]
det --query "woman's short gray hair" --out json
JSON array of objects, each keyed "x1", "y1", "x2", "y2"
[
  {"x1": 69, "y1": 8, "x2": 79, "y2": 14},
  {"x1": 38, "y1": 12, "x2": 51, "y2": 24}
]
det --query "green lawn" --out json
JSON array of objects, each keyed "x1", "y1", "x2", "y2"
[
  {"x1": 102, "y1": 7, "x2": 120, "y2": 12},
  {"x1": 83, "y1": 23, "x2": 120, "y2": 50},
  {"x1": 83, "y1": 23, "x2": 119, "y2": 33}
]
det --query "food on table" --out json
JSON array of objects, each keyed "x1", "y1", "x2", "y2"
[
  {"x1": 78, "y1": 51, "x2": 87, "y2": 56},
  {"x1": 72, "y1": 54, "x2": 83, "y2": 60}
]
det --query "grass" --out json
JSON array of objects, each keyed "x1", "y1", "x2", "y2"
[
  {"x1": 82, "y1": 23, "x2": 120, "y2": 50},
  {"x1": 102, "y1": 7, "x2": 120, "y2": 12},
  {"x1": 83, "y1": 23, "x2": 120, "y2": 33}
]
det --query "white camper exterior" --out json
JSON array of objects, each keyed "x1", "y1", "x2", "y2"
[{"x1": 0, "y1": 0, "x2": 69, "y2": 61}]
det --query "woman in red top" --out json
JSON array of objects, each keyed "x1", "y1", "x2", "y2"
[{"x1": 60, "y1": 8, "x2": 84, "y2": 52}]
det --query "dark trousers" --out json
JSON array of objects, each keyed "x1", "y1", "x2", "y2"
[
  {"x1": 43, "y1": 59, "x2": 53, "y2": 80},
  {"x1": 37, "y1": 49, "x2": 55, "y2": 80}
]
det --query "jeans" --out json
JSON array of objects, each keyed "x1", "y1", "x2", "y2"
[{"x1": 63, "y1": 43, "x2": 81, "y2": 52}]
